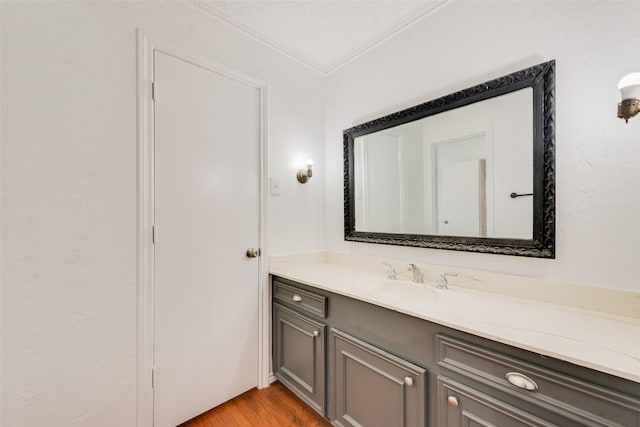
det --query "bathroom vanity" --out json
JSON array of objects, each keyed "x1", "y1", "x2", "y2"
[{"x1": 270, "y1": 255, "x2": 640, "y2": 427}]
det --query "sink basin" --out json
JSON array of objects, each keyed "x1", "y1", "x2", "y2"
[{"x1": 353, "y1": 278, "x2": 442, "y2": 303}]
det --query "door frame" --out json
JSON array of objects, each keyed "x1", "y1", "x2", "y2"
[{"x1": 136, "y1": 30, "x2": 270, "y2": 427}]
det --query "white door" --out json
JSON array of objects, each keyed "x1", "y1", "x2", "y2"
[
  {"x1": 433, "y1": 133, "x2": 491, "y2": 237},
  {"x1": 153, "y1": 51, "x2": 260, "y2": 427},
  {"x1": 437, "y1": 159, "x2": 486, "y2": 237}
]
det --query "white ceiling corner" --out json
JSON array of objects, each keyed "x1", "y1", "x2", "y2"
[{"x1": 190, "y1": 0, "x2": 451, "y2": 75}]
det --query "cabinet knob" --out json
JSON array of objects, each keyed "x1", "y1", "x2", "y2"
[
  {"x1": 447, "y1": 396, "x2": 459, "y2": 407},
  {"x1": 292, "y1": 294, "x2": 302, "y2": 302},
  {"x1": 313, "y1": 330, "x2": 320, "y2": 337},
  {"x1": 505, "y1": 372, "x2": 539, "y2": 391},
  {"x1": 404, "y1": 377, "x2": 414, "y2": 386}
]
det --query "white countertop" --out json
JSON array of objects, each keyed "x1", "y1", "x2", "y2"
[{"x1": 270, "y1": 254, "x2": 640, "y2": 384}]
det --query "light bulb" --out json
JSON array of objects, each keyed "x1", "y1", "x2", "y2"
[
  {"x1": 296, "y1": 158, "x2": 314, "y2": 183},
  {"x1": 618, "y1": 72, "x2": 640, "y2": 100},
  {"x1": 305, "y1": 159, "x2": 313, "y2": 178}
]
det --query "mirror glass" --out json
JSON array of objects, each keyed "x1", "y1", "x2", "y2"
[
  {"x1": 344, "y1": 60, "x2": 555, "y2": 258},
  {"x1": 354, "y1": 88, "x2": 533, "y2": 239}
]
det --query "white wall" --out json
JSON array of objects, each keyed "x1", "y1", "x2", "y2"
[
  {"x1": 1, "y1": 1, "x2": 325, "y2": 426},
  {"x1": 324, "y1": 0, "x2": 640, "y2": 291}
]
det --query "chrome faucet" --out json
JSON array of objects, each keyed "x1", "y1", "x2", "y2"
[
  {"x1": 407, "y1": 263, "x2": 424, "y2": 283},
  {"x1": 381, "y1": 262, "x2": 396, "y2": 280},
  {"x1": 436, "y1": 272, "x2": 458, "y2": 290}
]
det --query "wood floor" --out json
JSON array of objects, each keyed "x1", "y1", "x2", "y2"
[{"x1": 179, "y1": 382, "x2": 332, "y2": 427}]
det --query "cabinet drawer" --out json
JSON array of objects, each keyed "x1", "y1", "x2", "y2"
[
  {"x1": 438, "y1": 375, "x2": 558, "y2": 427},
  {"x1": 273, "y1": 279, "x2": 327, "y2": 318},
  {"x1": 437, "y1": 335, "x2": 640, "y2": 427}
]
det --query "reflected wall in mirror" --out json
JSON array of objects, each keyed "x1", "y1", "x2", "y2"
[{"x1": 344, "y1": 60, "x2": 555, "y2": 258}]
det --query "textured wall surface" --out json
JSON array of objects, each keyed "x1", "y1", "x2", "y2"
[
  {"x1": 1, "y1": 1, "x2": 324, "y2": 426},
  {"x1": 324, "y1": 0, "x2": 640, "y2": 291}
]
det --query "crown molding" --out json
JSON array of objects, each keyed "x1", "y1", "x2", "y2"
[{"x1": 189, "y1": 0, "x2": 452, "y2": 76}]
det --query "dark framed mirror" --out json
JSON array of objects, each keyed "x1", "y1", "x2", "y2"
[{"x1": 343, "y1": 60, "x2": 555, "y2": 258}]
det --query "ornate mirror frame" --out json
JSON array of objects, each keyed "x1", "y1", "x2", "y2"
[{"x1": 343, "y1": 60, "x2": 555, "y2": 258}]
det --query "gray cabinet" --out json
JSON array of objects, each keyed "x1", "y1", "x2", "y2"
[
  {"x1": 437, "y1": 334, "x2": 640, "y2": 427},
  {"x1": 273, "y1": 302, "x2": 326, "y2": 415},
  {"x1": 271, "y1": 276, "x2": 640, "y2": 427},
  {"x1": 437, "y1": 375, "x2": 557, "y2": 427},
  {"x1": 272, "y1": 277, "x2": 328, "y2": 416},
  {"x1": 274, "y1": 280, "x2": 327, "y2": 318},
  {"x1": 331, "y1": 328, "x2": 427, "y2": 427}
]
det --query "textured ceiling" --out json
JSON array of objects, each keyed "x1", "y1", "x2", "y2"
[{"x1": 191, "y1": 0, "x2": 451, "y2": 75}]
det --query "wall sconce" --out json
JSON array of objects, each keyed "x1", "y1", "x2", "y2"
[
  {"x1": 296, "y1": 159, "x2": 314, "y2": 184},
  {"x1": 618, "y1": 72, "x2": 640, "y2": 123}
]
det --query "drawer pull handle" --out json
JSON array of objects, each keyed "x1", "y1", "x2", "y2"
[
  {"x1": 447, "y1": 396, "x2": 459, "y2": 407},
  {"x1": 313, "y1": 330, "x2": 320, "y2": 337},
  {"x1": 404, "y1": 377, "x2": 414, "y2": 387},
  {"x1": 505, "y1": 372, "x2": 539, "y2": 391},
  {"x1": 292, "y1": 294, "x2": 302, "y2": 302}
]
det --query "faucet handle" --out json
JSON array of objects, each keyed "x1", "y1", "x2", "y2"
[
  {"x1": 407, "y1": 263, "x2": 424, "y2": 283},
  {"x1": 381, "y1": 262, "x2": 396, "y2": 279},
  {"x1": 437, "y1": 272, "x2": 458, "y2": 289}
]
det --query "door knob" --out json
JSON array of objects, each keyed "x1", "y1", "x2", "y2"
[
  {"x1": 246, "y1": 248, "x2": 260, "y2": 258},
  {"x1": 447, "y1": 396, "x2": 459, "y2": 407}
]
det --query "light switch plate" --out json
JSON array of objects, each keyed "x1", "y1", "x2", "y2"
[{"x1": 270, "y1": 178, "x2": 281, "y2": 196}]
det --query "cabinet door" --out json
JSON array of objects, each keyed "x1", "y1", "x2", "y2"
[
  {"x1": 437, "y1": 334, "x2": 640, "y2": 427},
  {"x1": 331, "y1": 329, "x2": 426, "y2": 427},
  {"x1": 273, "y1": 303, "x2": 326, "y2": 415},
  {"x1": 438, "y1": 375, "x2": 558, "y2": 427}
]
